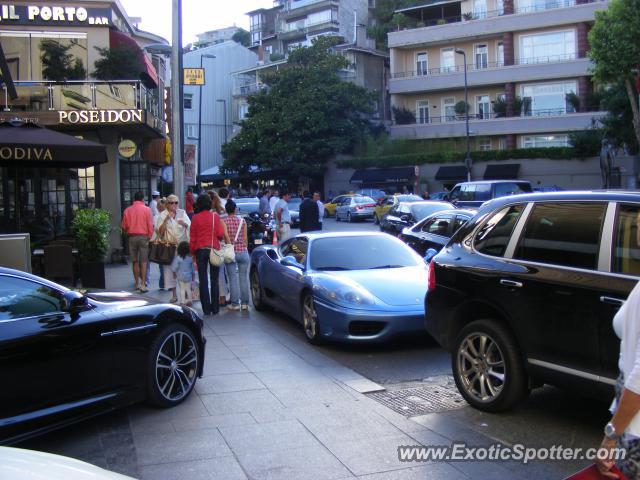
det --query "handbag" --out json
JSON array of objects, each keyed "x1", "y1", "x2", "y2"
[
  {"x1": 149, "y1": 240, "x2": 176, "y2": 265},
  {"x1": 209, "y1": 213, "x2": 226, "y2": 266}
]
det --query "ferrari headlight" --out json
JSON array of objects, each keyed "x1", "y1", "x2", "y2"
[{"x1": 313, "y1": 279, "x2": 376, "y2": 307}]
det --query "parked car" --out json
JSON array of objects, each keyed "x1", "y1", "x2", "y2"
[
  {"x1": 399, "y1": 209, "x2": 476, "y2": 256},
  {"x1": 356, "y1": 188, "x2": 386, "y2": 202},
  {"x1": 380, "y1": 201, "x2": 454, "y2": 235},
  {"x1": 445, "y1": 180, "x2": 533, "y2": 208},
  {"x1": 0, "y1": 267, "x2": 206, "y2": 445},
  {"x1": 429, "y1": 191, "x2": 449, "y2": 201},
  {"x1": 250, "y1": 232, "x2": 428, "y2": 343},
  {"x1": 425, "y1": 191, "x2": 640, "y2": 412},
  {"x1": 323, "y1": 194, "x2": 360, "y2": 217},
  {"x1": 335, "y1": 196, "x2": 376, "y2": 222},
  {"x1": 533, "y1": 185, "x2": 565, "y2": 192},
  {"x1": 374, "y1": 194, "x2": 423, "y2": 224},
  {"x1": 287, "y1": 197, "x2": 303, "y2": 227},
  {"x1": 235, "y1": 196, "x2": 260, "y2": 216}
]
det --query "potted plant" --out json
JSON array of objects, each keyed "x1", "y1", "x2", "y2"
[
  {"x1": 565, "y1": 92, "x2": 580, "y2": 113},
  {"x1": 492, "y1": 97, "x2": 507, "y2": 118},
  {"x1": 72, "y1": 208, "x2": 111, "y2": 289},
  {"x1": 462, "y1": 12, "x2": 474, "y2": 20},
  {"x1": 454, "y1": 100, "x2": 470, "y2": 119}
]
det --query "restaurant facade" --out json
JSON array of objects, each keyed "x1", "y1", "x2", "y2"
[{"x1": 0, "y1": 0, "x2": 169, "y2": 253}]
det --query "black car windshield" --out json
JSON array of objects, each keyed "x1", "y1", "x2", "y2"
[
  {"x1": 410, "y1": 202, "x2": 453, "y2": 221},
  {"x1": 311, "y1": 235, "x2": 419, "y2": 271}
]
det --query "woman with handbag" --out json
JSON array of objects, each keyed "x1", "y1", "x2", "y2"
[
  {"x1": 190, "y1": 193, "x2": 231, "y2": 316},
  {"x1": 154, "y1": 194, "x2": 190, "y2": 303},
  {"x1": 223, "y1": 199, "x2": 251, "y2": 311},
  {"x1": 209, "y1": 190, "x2": 230, "y2": 306}
]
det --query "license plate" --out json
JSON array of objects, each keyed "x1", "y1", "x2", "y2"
[{"x1": 254, "y1": 239, "x2": 263, "y2": 245}]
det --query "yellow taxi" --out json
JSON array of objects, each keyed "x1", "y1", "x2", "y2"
[
  {"x1": 374, "y1": 194, "x2": 422, "y2": 224},
  {"x1": 323, "y1": 194, "x2": 359, "y2": 217}
]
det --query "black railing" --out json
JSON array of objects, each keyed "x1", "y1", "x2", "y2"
[{"x1": 400, "y1": 107, "x2": 598, "y2": 126}]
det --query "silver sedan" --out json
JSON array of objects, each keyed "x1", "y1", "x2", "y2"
[{"x1": 335, "y1": 196, "x2": 376, "y2": 222}]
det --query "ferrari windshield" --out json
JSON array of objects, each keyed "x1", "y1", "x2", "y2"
[{"x1": 310, "y1": 235, "x2": 420, "y2": 271}]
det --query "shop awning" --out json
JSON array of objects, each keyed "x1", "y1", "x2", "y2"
[
  {"x1": 435, "y1": 165, "x2": 467, "y2": 182},
  {"x1": 483, "y1": 163, "x2": 520, "y2": 180},
  {"x1": 109, "y1": 30, "x2": 159, "y2": 89},
  {"x1": 350, "y1": 167, "x2": 414, "y2": 184},
  {"x1": 0, "y1": 121, "x2": 107, "y2": 167}
]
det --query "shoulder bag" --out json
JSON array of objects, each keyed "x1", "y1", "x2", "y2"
[
  {"x1": 209, "y1": 213, "x2": 234, "y2": 266},
  {"x1": 149, "y1": 215, "x2": 176, "y2": 265}
]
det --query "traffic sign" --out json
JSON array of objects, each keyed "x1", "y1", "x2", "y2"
[{"x1": 183, "y1": 68, "x2": 205, "y2": 85}]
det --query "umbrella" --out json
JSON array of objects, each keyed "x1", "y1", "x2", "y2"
[{"x1": 0, "y1": 120, "x2": 108, "y2": 168}]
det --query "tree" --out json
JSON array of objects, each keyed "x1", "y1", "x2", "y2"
[
  {"x1": 588, "y1": 0, "x2": 640, "y2": 149},
  {"x1": 232, "y1": 29, "x2": 251, "y2": 47},
  {"x1": 40, "y1": 39, "x2": 86, "y2": 81},
  {"x1": 598, "y1": 82, "x2": 639, "y2": 153},
  {"x1": 221, "y1": 37, "x2": 375, "y2": 179},
  {"x1": 93, "y1": 44, "x2": 142, "y2": 80}
]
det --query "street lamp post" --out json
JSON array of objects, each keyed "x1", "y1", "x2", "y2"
[
  {"x1": 455, "y1": 48, "x2": 472, "y2": 182},
  {"x1": 217, "y1": 98, "x2": 228, "y2": 142},
  {"x1": 197, "y1": 54, "x2": 216, "y2": 182}
]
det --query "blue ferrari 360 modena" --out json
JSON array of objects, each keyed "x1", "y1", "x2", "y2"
[{"x1": 249, "y1": 232, "x2": 428, "y2": 343}]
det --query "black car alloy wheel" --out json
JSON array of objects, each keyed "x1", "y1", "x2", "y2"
[
  {"x1": 251, "y1": 268, "x2": 267, "y2": 311},
  {"x1": 302, "y1": 293, "x2": 322, "y2": 344},
  {"x1": 148, "y1": 324, "x2": 199, "y2": 407},
  {"x1": 452, "y1": 319, "x2": 528, "y2": 412}
]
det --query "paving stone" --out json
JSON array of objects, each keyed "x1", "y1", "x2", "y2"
[
  {"x1": 133, "y1": 428, "x2": 232, "y2": 466},
  {"x1": 227, "y1": 342, "x2": 295, "y2": 359},
  {"x1": 255, "y1": 367, "x2": 335, "y2": 389},
  {"x1": 239, "y1": 353, "x2": 308, "y2": 372},
  {"x1": 237, "y1": 445, "x2": 355, "y2": 480},
  {"x1": 219, "y1": 332, "x2": 280, "y2": 346},
  {"x1": 127, "y1": 393, "x2": 209, "y2": 426},
  {"x1": 449, "y1": 460, "x2": 522, "y2": 480},
  {"x1": 139, "y1": 457, "x2": 248, "y2": 480},
  {"x1": 200, "y1": 389, "x2": 285, "y2": 416},
  {"x1": 195, "y1": 372, "x2": 266, "y2": 394},
  {"x1": 172, "y1": 413, "x2": 256, "y2": 432},
  {"x1": 269, "y1": 383, "x2": 360, "y2": 407},
  {"x1": 320, "y1": 366, "x2": 369, "y2": 383},
  {"x1": 410, "y1": 413, "x2": 495, "y2": 446},
  {"x1": 203, "y1": 344, "x2": 238, "y2": 361},
  {"x1": 357, "y1": 463, "x2": 469, "y2": 480},
  {"x1": 343, "y1": 378, "x2": 386, "y2": 393},
  {"x1": 219, "y1": 419, "x2": 322, "y2": 456},
  {"x1": 201, "y1": 357, "x2": 250, "y2": 376}
]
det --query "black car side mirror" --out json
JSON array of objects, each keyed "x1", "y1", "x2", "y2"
[
  {"x1": 62, "y1": 290, "x2": 89, "y2": 314},
  {"x1": 424, "y1": 248, "x2": 439, "y2": 263},
  {"x1": 400, "y1": 214, "x2": 410, "y2": 222}
]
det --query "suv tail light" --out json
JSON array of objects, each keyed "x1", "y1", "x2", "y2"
[{"x1": 427, "y1": 260, "x2": 436, "y2": 291}]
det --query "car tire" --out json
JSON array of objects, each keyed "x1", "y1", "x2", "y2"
[
  {"x1": 452, "y1": 319, "x2": 529, "y2": 412},
  {"x1": 347, "y1": 212, "x2": 352, "y2": 223},
  {"x1": 147, "y1": 323, "x2": 200, "y2": 408},
  {"x1": 302, "y1": 292, "x2": 322, "y2": 345},
  {"x1": 251, "y1": 268, "x2": 269, "y2": 311}
]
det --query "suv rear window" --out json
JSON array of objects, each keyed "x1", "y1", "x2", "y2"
[
  {"x1": 475, "y1": 205, "x2": 524, "y2": 257},
  {"x1": 494, "y1": 182, "x2": 532, "y2": 198},
  {"x1": 514, "y1": 203, "x2": 605, "y2": 270}
]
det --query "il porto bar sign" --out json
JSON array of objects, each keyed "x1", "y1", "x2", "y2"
[
  {"x1": 0, "y1": 4, "x2": 111, "y2": 26},
  {"x1": 58, "y1": 109, "x2": 144, "y2": 125}
]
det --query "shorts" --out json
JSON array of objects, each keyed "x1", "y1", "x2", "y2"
[{"x1": 128, "y1": 235, "x2": 149, "y2": 264}]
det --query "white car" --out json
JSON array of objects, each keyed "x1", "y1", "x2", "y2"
[{"x1": 0, "y1": 447, "x2": 135, "y2": 480}]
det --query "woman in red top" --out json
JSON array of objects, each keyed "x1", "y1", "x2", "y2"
[{"x1": 189, "y1": 194, "x2": 230, "y2": 315}]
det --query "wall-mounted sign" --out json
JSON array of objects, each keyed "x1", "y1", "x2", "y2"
[
  {"x1": 183, "y1": 68, "x2": 205, "y2": 85},
  {"x1": 118, "y1": 139, "x2": 137, "y2": 158},
  {"x1": 0, "y1": 4, "x2": 111, "y2": 26},
  {"x1": 59, "y1": 109, "x2": 144, "y2": 125},
  {"x1": 183, "y1": 144, "x2": 196, "y2": 186}
]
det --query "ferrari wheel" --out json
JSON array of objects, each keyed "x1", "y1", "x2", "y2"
[
  {"x1": 251, "y1": 268, "x2": 268, "y2": 311},
  {"x1": 302, "y1": 293, "x2": 322, "y2": 345}
]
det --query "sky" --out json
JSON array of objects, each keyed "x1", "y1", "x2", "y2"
[{"x1": 119, "y1": 0, "x2": 271, "y2": 45}]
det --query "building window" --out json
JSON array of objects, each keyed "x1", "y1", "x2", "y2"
[
  {"x1": 477, "y1": 137, "x2": 492, "y2": 151},
  {"x1": 519, "y1": 30, "x2": 576, "y2": 64},
  {"x1": 238, "y1": 103, "x2": 249, "y2": 121},
  {"x1": 498, "y1": 137, "x2": 507, "y2": 150},
  {"x1": 251, "y1": 31, "x2": 261, "y2": 45},
  {"x1": 521, "y1": 81, "x2": 577, "y2": 116},
  {"x1": 70, "y1": 167, "x2": 96, "y2": 211},
  {"x1": 521, "y1": 134, "x2": 569, "y2": 148},
  {"x1": 250, "y1": 14, "x2": 263, "y2": 30},
  {"x1": 496, "y1": 41, "x2": 504, "y2": 66},
  {"x1": 417, "y1": 100, "x2": 429, "y2": 124},
  {"x1": 443, "y1": 97, "x2": 456, "y2": 121},
  {"x1": 441, "y1": 48, "x2": 455, "y2": 73},
  {"x1": 264, "y1": 45, "x2": 273, "y2": 55},
  {"x1": 184, "y1": 93, "x2": 193, "y2": 110},
  {"x1": 517, "y1": 0, "x2": 576, "y2": 14},
  {"x1": 476, "y1": 95, "x2": 491, "y2": 119},
  {"x1": 474, "y1": 0, "x2": 488, "y2": 18},
  {"x1": 416, "y1": 52, "x2": 428, "y2": 76},
  {"x1": 497, "y1": 0, "x2": 505, "y2": 14},
  {"x1": 185, "y1": 124, "x2": 197, "y2": 139},
  {"x1": 474, "y1": 44, "x2": 488, "y2": 69}
]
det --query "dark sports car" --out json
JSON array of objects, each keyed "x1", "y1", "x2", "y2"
[
  {"x1": 399, "y1": 209, "x2": 476, "y2": 256},
  {"x1": 379, "y1": 201, "x2": 454, "y2": 235},
  {"x1": 0, "y1": 267, "x2": 205, "y2": 445}
]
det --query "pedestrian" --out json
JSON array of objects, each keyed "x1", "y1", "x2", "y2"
[
  {"x1": 154, "y1": 194, "x2": 190, "y2": 303},
  {"x1": 218, "y1": 187, "x2": 230, "y2": 209},
  {"x1": 269, "y1": 189, "x2": 280, "y2": 215},
  {"x1": 170, "y1": 241, "x2": 195, "y2": 306},
  {"x1": 274, "y1": 190, "x2": 292, "y2": 242},
  {"x1": 149, "y1": 197, "x2": 167, "y2": 290},
  {"x1": 121, "y1": 191, "x2": 153, "y2": 292},
  {"x1": 189, "y1": 194, "x2": 231, "y2": 316},
  {"x1": 259, "y1": 189, "x2": 271, "y2": 216},
  {"x1": 299, "y1": 191, "x2": 320, "y2": 233},
  {"x1": 215, "y1": 189, "x2": 230, "y2": 306},
  {"x1": 185, "y1": 187, "x2": 195, "y2": 219},
  {"x1": 150, "y1": 190, "x2": 160, "y2": 217},
  {"x1": 222, "y1": 199, "x2": 250, "y2": 311},
  {"x1": 314, "y1": 191, "x2": 324, "y2": 231}
]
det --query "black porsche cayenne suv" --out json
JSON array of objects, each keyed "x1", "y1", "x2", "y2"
[{"x1": 425, "y1": 191, "x2": 640, "y2": 412}]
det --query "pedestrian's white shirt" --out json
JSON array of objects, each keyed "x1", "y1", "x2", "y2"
[
  {"x1": 269, "y1": 196, "x2": 280, "y2": 214},
  {"x1": 317, "y1": 200, "x2": 325, "y2": 222},
  {"x1": 611, "y1": 280, "x2": 640, "y2": 437},
  {"x1": 150, "y1": 199, "x2": 159, "y2": 217}
]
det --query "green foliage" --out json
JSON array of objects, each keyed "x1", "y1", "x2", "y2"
[
  {"x1": 492, "y1": 97, "x2": 507, "y2": 118},
  {"x1": 232, "y1": 29, "x2": 251, "y2": 47},
  {"x1": 337, "y1": 147, "x2": 590, "y2": 169},
  {"x1": 270, "y1": 52, "x2": 285, "y2": 62},
  {"x1": 392, "y1": 106, "x2": 416, "y2": 124},
  {"x1": 367, "y1": 0, "x2": 425, "y2": 49},
  {"x1": 454, "y1": 100, "x2": 470, "y2": 115},
  {"x1": 569, "y1": 123, "x2": 603, "y2": 157},
  {"x1": 93, "y1": 44, "x2": 142, "y2": 80},
  {"x1": 72, "y1": 209, "x2": 111, "y2": 263},
  {"x1": 40, "y1": 39, "x2": 86, "y2": 81},
  {"x1": 565, "y1": 92, "x2": 580, "y2": 112},
  {"x1": 221, "y1": 37, "x2": 375, "y2": 179},
  {"x1": 599, "y1": 82, "x2": 639, "y2": 153}
]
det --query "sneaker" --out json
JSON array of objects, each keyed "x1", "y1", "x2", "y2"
[
  {"x1": 139, "y1": 286, "x2": 149, "y2": 293},
  {"x1": 227, "y1": 304, "x2": 240, "y2": 311},
  {"x1": 169, "y1": 296, "x2": 178, "y2": 303},
  {"x1": 241, "y1": 304, "x2": 249, "y2": 311}
]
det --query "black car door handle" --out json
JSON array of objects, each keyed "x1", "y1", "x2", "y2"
[
  {"x1": 500, "y1": 279, "x2": 523, "y2": 288},
  {"x1": 600, "y1": 296, "x2": 625, "y2": 307}
]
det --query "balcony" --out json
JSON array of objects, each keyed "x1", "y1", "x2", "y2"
[
  {"x1": 282, "y1": 0, "x2": 338, "y2": 17},
  {"x1": 232, "y1": 83, "x2": 265, "y2": 97},
  {"x1": 279, "y1": 19, "x2": 339, "y2": 40},
  {"x1": 2, "y1": 80, "x2": 165, "y2": 135},
  {"x1": 389, "y1": 110, "x2": 606, "y2": 140},
  {"x1": 390, "y1": 54, "x2": 592, "y2": 93},
  {"x1": 389, "y1": 0, "x2": 608, "y2": 48}
]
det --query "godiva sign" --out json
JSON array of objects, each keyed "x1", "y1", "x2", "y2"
[
  {"x1": 58, "y1": 109, "x2": 143, "y2": 125},
  {"x1": 0, "y1": 4, "x2": 111, "y2": 26}
]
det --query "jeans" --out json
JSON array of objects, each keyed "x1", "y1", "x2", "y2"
[
  {"x1": 159, "y1": 264, "x2": 165, "y2": 288},
  {"x1": 196, "y1": 249, "x2": 220, "y2": 315},
  {"x1": 226, "y1": 252, "x2": 250, "y2": 305}
]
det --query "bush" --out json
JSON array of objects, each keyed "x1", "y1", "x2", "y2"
[
  {"x1": 454, "y1": 100, "x2": 470, "y2": 115},
  {"x1": 565, "y1": 92, "x2": 580, "y2": 112},
  {"x1": 392, "y1": 106, "x2": 416, "y2": 125},
  {"x1": 72, "y1": 209, "x2": 111, "y2": 263},
  {"x1": 569, "y1": 126, "x2": 603, "y2": 157},
  {"x1": 493, "y1": 97, "x2": 507, "y2": 118}
]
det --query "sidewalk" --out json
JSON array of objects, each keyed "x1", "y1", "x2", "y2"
[{"x1": 59, "y1": 265, "x2": 546, "y2": 479}]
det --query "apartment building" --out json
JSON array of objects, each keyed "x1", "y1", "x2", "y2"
[{"x1": 388, "y1": 0, "x2": 609, "y2": 151}]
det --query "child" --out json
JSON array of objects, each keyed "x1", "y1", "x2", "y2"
[{"x1": 170, "y1": 241, "x2": 195, "y2": 306}]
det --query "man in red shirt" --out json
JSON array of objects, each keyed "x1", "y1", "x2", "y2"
[
  {"x1": 185, "y1": 188, "x2": 195, "y2": 219},
  {"x1": 121, "y1": 191, "x2": 154, "y2": 292}
]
